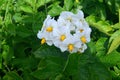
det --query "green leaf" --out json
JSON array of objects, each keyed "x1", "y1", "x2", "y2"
[
  {"x1": 108, "y1": 30, "x2": 120, "y2": 54},
  {"x1": 6, "y1": 24, "x2": 16, "y2": 36},
  {"x1": 112, "y1": 23, "x2": 120, "y2": 29},
  {"x1": 85, "y1": 41, "x2": 96, "y2": 54},
  {"x1": 16, "y1": 26, "x2": 32, "y2": 38},
  {"x1": 98, "y1": 0, "x2": 103, "y2": 3},
  {"x1": 108, "y1": 35, "x2": 120, "y2": 54},
  {"x1": 106, "y1": 0, "x2": 116, "y2": 14},
  {"x1": 64, "y1": 0, "x2": 74, "y2": 11},
  {"x1": 83, "y1": 1, "x2": 106, "y2": 20},
  {"x1": 48, "y1": 4, "x2": 64, "y2": 16},
  {"x1": 100, "y1": 51, "x2": 120, "y2": 67},
  {"x1": 24, "y1": 0, "x2": 35, "y2": 7},
  {"x1": 12, "y1": 57, "x2": 38, "y2": 70},
  {"x1": 95, "y1": 37, "x2": 108, "y2": 56},
  {"x1": 2, "y1": 45, "x2": 14, "y2": 63},
  {"x1": 0, "y1": 0, "x2": 5, "y2": 6},
  {"x1": 115, "y1": 0, "x2": 120, "y2": 12},
  {"x1": 64, "y1": 53, "x2": 112, "y2": 80},
  {"x1": 31, "y1": 56, "x2": 66, "y2": 79},
  {"x1": 3, "y1": 71, "x2": 22, "y2": 80},
  {"x1": 33, "y1": 45, "x2": 69, "y2": 59},
  {"x1": 22, "y1": 70, "x2": 37, "y2": 80},
  {"x1": 13, "y1": 13, "x2": 23, "y2": 22},
  {"x1": 109, "y1": 30, "x2": 120, "y2": 43},
  {"x1": 20, "y1": 5, "x2": 33, "y2": 13},
  {"x1": 37, "y1": 0, "x2": 52, "y2": 8},
  {"x1": 86, "y1": 15, "x2": 113, "y2": 36},
  {"x1": 4, "y1": 13, "x2": 12, "y2": 25}
]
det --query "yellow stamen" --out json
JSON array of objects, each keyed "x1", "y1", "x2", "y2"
[
  {"x1": 46, "y1": 27, "x2": 53, "y2": 32},
  {"x1": 67, "y1": 17, "x2": 72, "y2": 22},
  {"x1": 68, "y1": 44, "x2": 74, "y2": 52},
  {"x1": 60, "y1": 35, "x2": 66, "y2": 41},
  {"x1": 80, "y1": 29, "x2": 84, "y2": 32},
  {"x1": 41, "y1": 38, "x2": 46, "y2": 44},
  {"x1": 80, "y1": 36, "x2": 86, "y2": 43}
]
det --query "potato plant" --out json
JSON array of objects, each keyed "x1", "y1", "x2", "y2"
[{"x1": 0, "y1": 0, "x2": 120, "y2": 80}]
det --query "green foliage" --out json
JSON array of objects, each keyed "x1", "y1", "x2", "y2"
[
  {"x1": 100, "y1": 51, "x2": 120, "y2": 67},
  {"x1": 3, "y1": 71, "x2": 22, "y2": 80},
  {"x1": 1, "y1": 0, "x2": 120, "y2": 80},
  {"x1": 63, "y1": 53, "x2": 111, "y2": 80},
  {"x1": 108, "y1": 30, "x2": 120, "y2": 54}
]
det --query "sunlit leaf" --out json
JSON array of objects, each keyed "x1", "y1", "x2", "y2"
[
  {"x1": 108, "y1": 35, "x2": 120, "y2": 54},
  {"x1": 24, "y1": 0, "x2": 35, "y2": 7},
  {"x1": 20, "y1": 5, "x2": 33, "y2": 13},
  {"x1": 37, "y1": 0, "x2": 52, "y2": 8},
  {"x1": 64, "y1": 0, "x2": 74, "y2": 10},
  {"x1": 109, "y1": 30, "x2": 120, "y2": 43},
  {"x1": 86, "y1": 15, "x2": 113, "y2": 36},
  {"x1": 112, "y1": 23, "x2": 120, "y2": 29},
  {"x1": 48, "y1": 4, "x2": 64, "y2": 16},
  {"x1": 2, "y1": 45, "x2": 14, "y2": 63}
]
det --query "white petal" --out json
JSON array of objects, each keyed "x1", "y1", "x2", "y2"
[
  {"x1": 47, "y1": 40, "x2": 53, "y2": 46},
  {"x1": 37, "y1": 31, "x2": 43, "y2": 39},
  {"x1": 59, "y1": 45, "x2": 67, "y2": 52}
]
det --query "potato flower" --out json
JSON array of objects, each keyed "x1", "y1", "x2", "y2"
[
  {"x1": 37, "y1": 15, "x2": 57, "y2": 46},
  {"x1": 37, "y1": 10, "x2": 91, "y2": 53}
]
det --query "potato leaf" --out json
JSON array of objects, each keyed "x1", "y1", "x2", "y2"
[
  {"x1": 63, "y1": 53, "x2": 112, "y2": 80},
  {"x1": 48, "y1": 4, "x2": 64, "y2": 16},
  {"x1": 86, "y1": 15, "x2": 113, "y2": 36},
  {"x1": 20, "y1": 5, "x2": 33, "y2": 13},
  {"x1": 64, "y1": 0, "x2": 74, "y2": 10},
  {"x1": 3, "y1": 71, "x2": 22, "y2": 80},
  {"x1": 100, "y1": 51, "x2": 120, "y2": 67},
  {"x1": 108, "y1": 35, "x2": 120, "y2": 54}
]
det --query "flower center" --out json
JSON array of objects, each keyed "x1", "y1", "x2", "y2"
[
  {"x1": 46, "y1": 27, "x2": 53, "y2": 32},
  {"x1": 60, "y1": 35, "x2": 66, "y2": 41},
  {"x1": 68, "y1": 44, "x2": 74, "y2": 52},
  {"x1": 41, "y1": 38, "x2": 46, "y2": 44},
  {"x1": 80, "y1": 36, "x2": 86, "y2": 43},
  {"x1": 67, "y1": 17, "x2": 72, "y2": 22},
  {"x1": 80, "y1": 29, "x2": 84, "y2": 32}
]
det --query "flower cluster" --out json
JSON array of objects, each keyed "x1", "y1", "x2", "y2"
[{"x1": 37, "y1": 10, "x2": 91, "y2": 53}]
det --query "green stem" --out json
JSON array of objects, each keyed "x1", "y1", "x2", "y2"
[
  {"x1": 44, "y1": 0, "x2": 47, "y2": 15},
  {"x1": 62, "y1": 54, "x2": 71, "y2": 72}
]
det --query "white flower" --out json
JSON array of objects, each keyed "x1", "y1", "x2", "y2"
[
  {"x1": 58, "y1": 11, "x2": 76, "y2": 31},
  {"x1": 59, "y1": 11, "x2": 74, "y2": 23},
  {"x1": 75, "y1": 10, "x2": 84, "y2": 19},
  {"x1": 37, "y1": 10, "x2": 92, "y2": 53},
  {"x1": 53, "y1": 25, "x2": 70, "y2": 47},
  {"x1": 74, "y1": 27, "x2": 91, "y2": 44},
  {"x1": 58, "y1": 35, "x2": 82, "y2": 53},
  {"x1": 37, "y1": 15, "x2": 57, "y2": 46}
]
